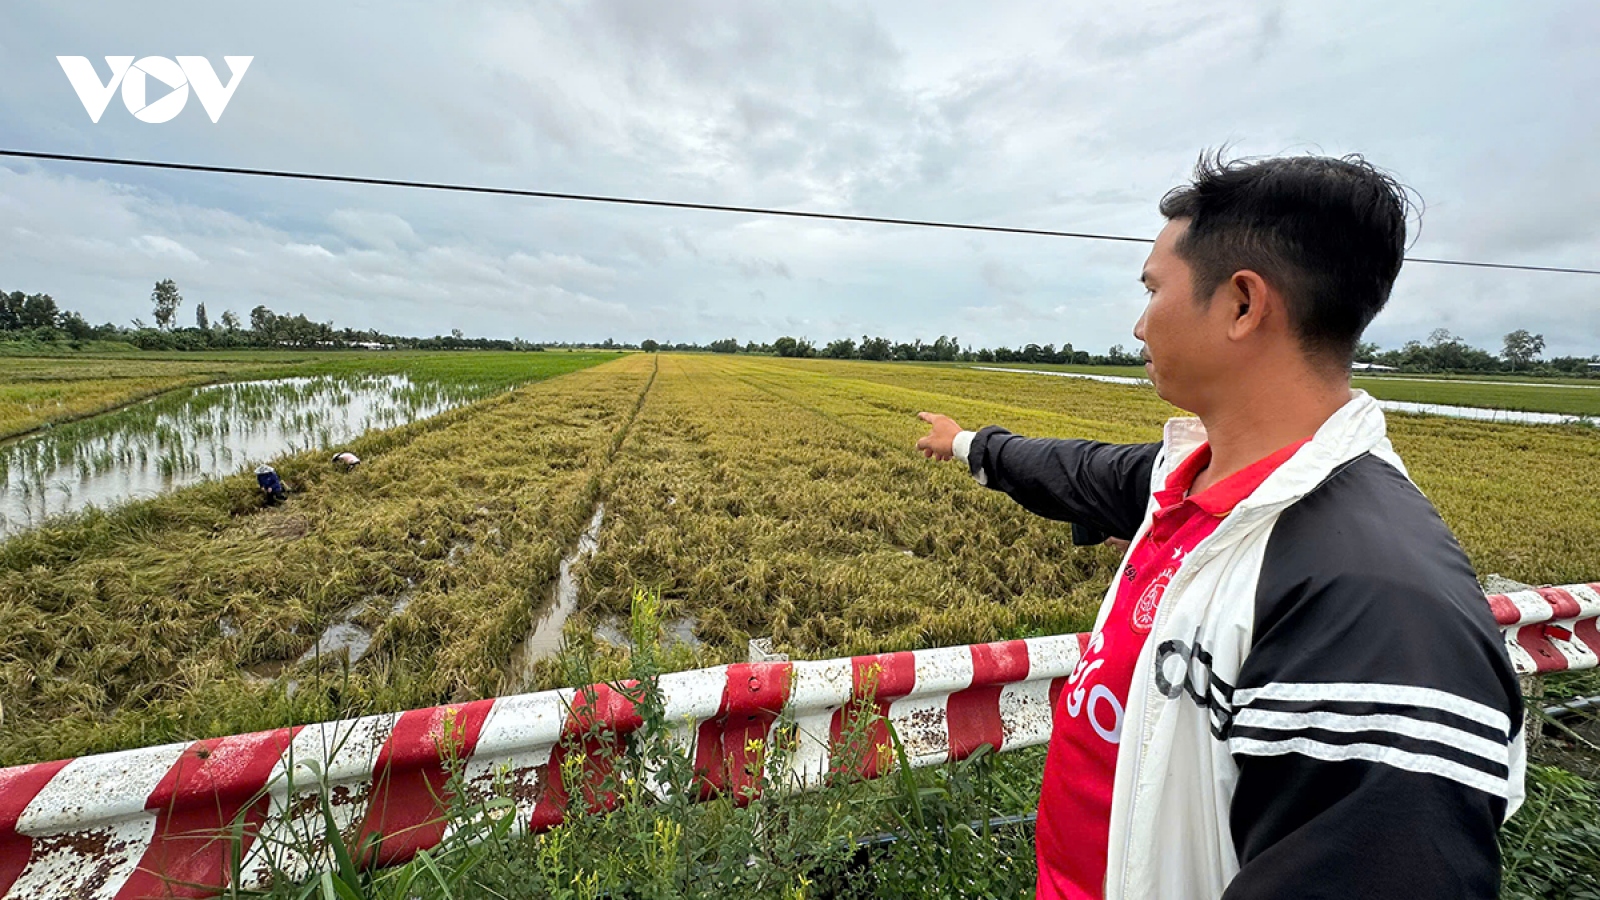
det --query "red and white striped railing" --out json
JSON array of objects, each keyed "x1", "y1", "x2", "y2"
[
  {"x1": 0, "y1": 636, "x2": 1085, "y2": 897},
  {"x1": 1, "y1": 584, "x2": 1594, "y2": 898},
  {"x1": 1489, "y1": 583, "x2": 1600, "y2": 674}
]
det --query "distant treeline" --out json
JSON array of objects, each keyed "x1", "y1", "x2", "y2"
[
  {"x1": 4, "y1": 283, "x2": 1595, "y2": 375},
  {"x1": 598, "y1": 329, "x2": 1598, "y2": 376},
  {"x1": 0, "y1": 286, "x2": 542, "y2": 352}
]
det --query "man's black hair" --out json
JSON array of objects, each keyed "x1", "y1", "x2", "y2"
[{"x1": 1158, "y1": 151, "x2": 1411, "y2": 365}]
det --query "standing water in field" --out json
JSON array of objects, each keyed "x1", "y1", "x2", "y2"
[
  {"x1": 503, "y1": 502, "x2": 606, "y2": 692},
  {"x1": 0, "y1": 374, "x2": 496, "y2": 538},
  {"x1": 972, "y1": 366, "x2": 1593, "y2": 426}
]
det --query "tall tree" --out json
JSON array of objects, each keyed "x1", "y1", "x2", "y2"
[
  {"x1": 151, "y1": 279, "x2": 182, "y2": 330},
  {"x1": 1502, "y1": 330, "x2": 1546, "y2": 369},
  {"x1": 18, "y1": 293, "x2": 59, "y2": 330},
  {"x1": 858, "y1": 335, "x2": 892, "y2": 361},
  {"x1": 61, "y1": 311, "x2": 93, "y2": 340},
  {"x1": 220, "y1": 309, "x2": 241, "y2": 331},
  {"x1": 0, "y1": 292, "x2": 23, "y2": 331},
  {"x1": 194, "y1": 302, "x2": 209, "y2": 331},
  {"x1": 824, "y1": 337, "x2": 856, "y2": 359},
  {"x1": 249, "y1": 305, "x2": 276, "y2": 332}
]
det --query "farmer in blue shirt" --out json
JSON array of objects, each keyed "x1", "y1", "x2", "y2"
[{"x1": 255, "y1": 464, "x2": 287, "y2": 504}]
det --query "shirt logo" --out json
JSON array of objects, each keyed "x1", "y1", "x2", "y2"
[
  {"x1": 1154, "y1": 637, "x2": 1238, "y2": 739},
  {"x1": 1063, "y1": 631, "x2": 1124, "y2": 745},
  {"x1": 1130, "y1": 565, "x2": 1175, "y2": 634}
]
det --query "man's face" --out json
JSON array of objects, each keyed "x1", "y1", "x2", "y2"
[{"x1": 1133, "y1": 219, "x2": 1235, "y2": 413}]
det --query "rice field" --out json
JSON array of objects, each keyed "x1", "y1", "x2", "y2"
[
  {"x1": 3, "y1": 350, "x2": 1598, "y2": 897},
  {"x1": 0, "y1": 351, "x2": 625, "y2": 765},
  {"x1": 0, "y1": 350, "x2": 616, "y2": 440},
  {"x1": 0, "y1": 369, "x2": 581, "y2": 537},
  {"x1": 0, "y1": 357, "x2": 246, "y2": 440},
  {"x1": 3, "y1": 353, "x2": 1598, "y2": 769}
]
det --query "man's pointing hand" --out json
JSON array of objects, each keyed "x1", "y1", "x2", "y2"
[{"x1": 916, "y1": 411, "x2": 962, "y2": 461}]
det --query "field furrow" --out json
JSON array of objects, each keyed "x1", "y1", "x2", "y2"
[{"x1": 554, "y1": 355, "x2": 1147, "y2": 680}]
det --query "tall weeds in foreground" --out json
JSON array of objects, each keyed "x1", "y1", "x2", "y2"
[
  {"x1": 1503, "y1": 670, "x2": 1600, "y2": 899},
  {"x1": 228, "y1": 587, "x2": 1040, "y2": 899}
]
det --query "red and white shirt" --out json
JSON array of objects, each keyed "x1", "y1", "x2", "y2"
[{"x1": 1034, "y1": 437, "x2": 1309, "y2": 900}]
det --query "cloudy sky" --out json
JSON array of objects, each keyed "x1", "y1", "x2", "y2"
[{"x1": 1, "y1": 2, "x2": 1596, "y2": 354}]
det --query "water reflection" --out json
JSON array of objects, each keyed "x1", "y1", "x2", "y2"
[
  {"x1": 972, "y1": 366, "x2": 1592, "y2": 426},
  {"x1": 971, "y1": 366, "x2": 1148, "y2": 386},
  {"x1": 503, "y1": 502, "x2": 605, "y2": 693},
  {"x1": 1373, "y1": 400, "x2": 1584, "y2": 426},
  {"x1": 0, "y1": 374, "x2": 496, "y2": 537}
]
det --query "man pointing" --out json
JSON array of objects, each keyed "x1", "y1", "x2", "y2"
[{"x1": 917, "y1": 153, "x2": 1524, "y2": 900}]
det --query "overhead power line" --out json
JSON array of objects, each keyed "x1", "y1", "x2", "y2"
[{"x1": 3, "y1": 148, "x2": 1596, "y2": 277}]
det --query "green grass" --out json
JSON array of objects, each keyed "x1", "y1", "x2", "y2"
[
  {"x1": 957, "y1": 360, "x2": 1600, "y2": 418},
  {"x1": 1370, "y1": 371, "x2": 1600, "y2": 387},
  {"x1": 0, "y1": 338, "x2": 145, "y2": 357},
  {"x1": 223, "y1": 590, "x2": 1046, "y2": 899}
]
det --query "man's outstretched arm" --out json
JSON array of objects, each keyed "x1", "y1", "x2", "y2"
[{"x1": 916, "y1": 412, "x2": 1159, "y2": 541}]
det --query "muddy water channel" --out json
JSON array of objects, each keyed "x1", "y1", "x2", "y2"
[{"x1": 0, "y1": 373, "x2": 494, "y2": 537}]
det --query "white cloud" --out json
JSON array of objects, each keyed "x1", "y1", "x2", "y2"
[
  {"x1": 285, "y1": 242, "x2": 336, "y2": 259},
  {"x1": 327, "y1": 209, "x2": 419, "y2": 251},
  {"x1": 0, "y1": 0, "x2": 1595, "y2": 353},
  {"x1": 133, "y1": 235, "x2": 202, "y2": 263}
]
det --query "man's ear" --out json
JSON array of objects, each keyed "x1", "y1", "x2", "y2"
[{"x1": 1225, "y1": 270, "x2": 1274, "y2": 340}]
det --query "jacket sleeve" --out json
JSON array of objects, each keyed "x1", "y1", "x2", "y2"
[
  {"x1": 964, "y1": 426, "x2": 1158, "y2": 542},
  {"x1": 1221, "y1": 470, "x2": 1525, "y2": 900}
]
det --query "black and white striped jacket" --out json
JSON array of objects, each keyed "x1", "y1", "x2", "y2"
[{"x1": 955, "y1": 390, "x2": 1525, "y2": 900}]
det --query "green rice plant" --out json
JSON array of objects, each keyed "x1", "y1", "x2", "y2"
[{"x1": 0, "y1": 350, "x2": 619, "y2": 440}]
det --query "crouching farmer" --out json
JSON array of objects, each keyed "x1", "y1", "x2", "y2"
[
  {"x1": 917, "y1": 153, "x2": 1524, "y2": 899},
  {"x1": 255, "y1": 464, "x2": 287, "y2": 505}
]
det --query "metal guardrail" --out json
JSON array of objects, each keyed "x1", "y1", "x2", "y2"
[
  {"x1": 1488, "y1": 583, "x2": 1600, "y2": 674},
  {"x1": 1, "y1": 584, "x2": 1595, "y2": 898}
]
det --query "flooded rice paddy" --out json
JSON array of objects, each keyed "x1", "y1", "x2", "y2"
[
  {"x1": 971, "y1": 366, "x2": 1594, "y2": 426},
  {"x1": 0, "y1": 373, "x2": 498, "y2": 537}
]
